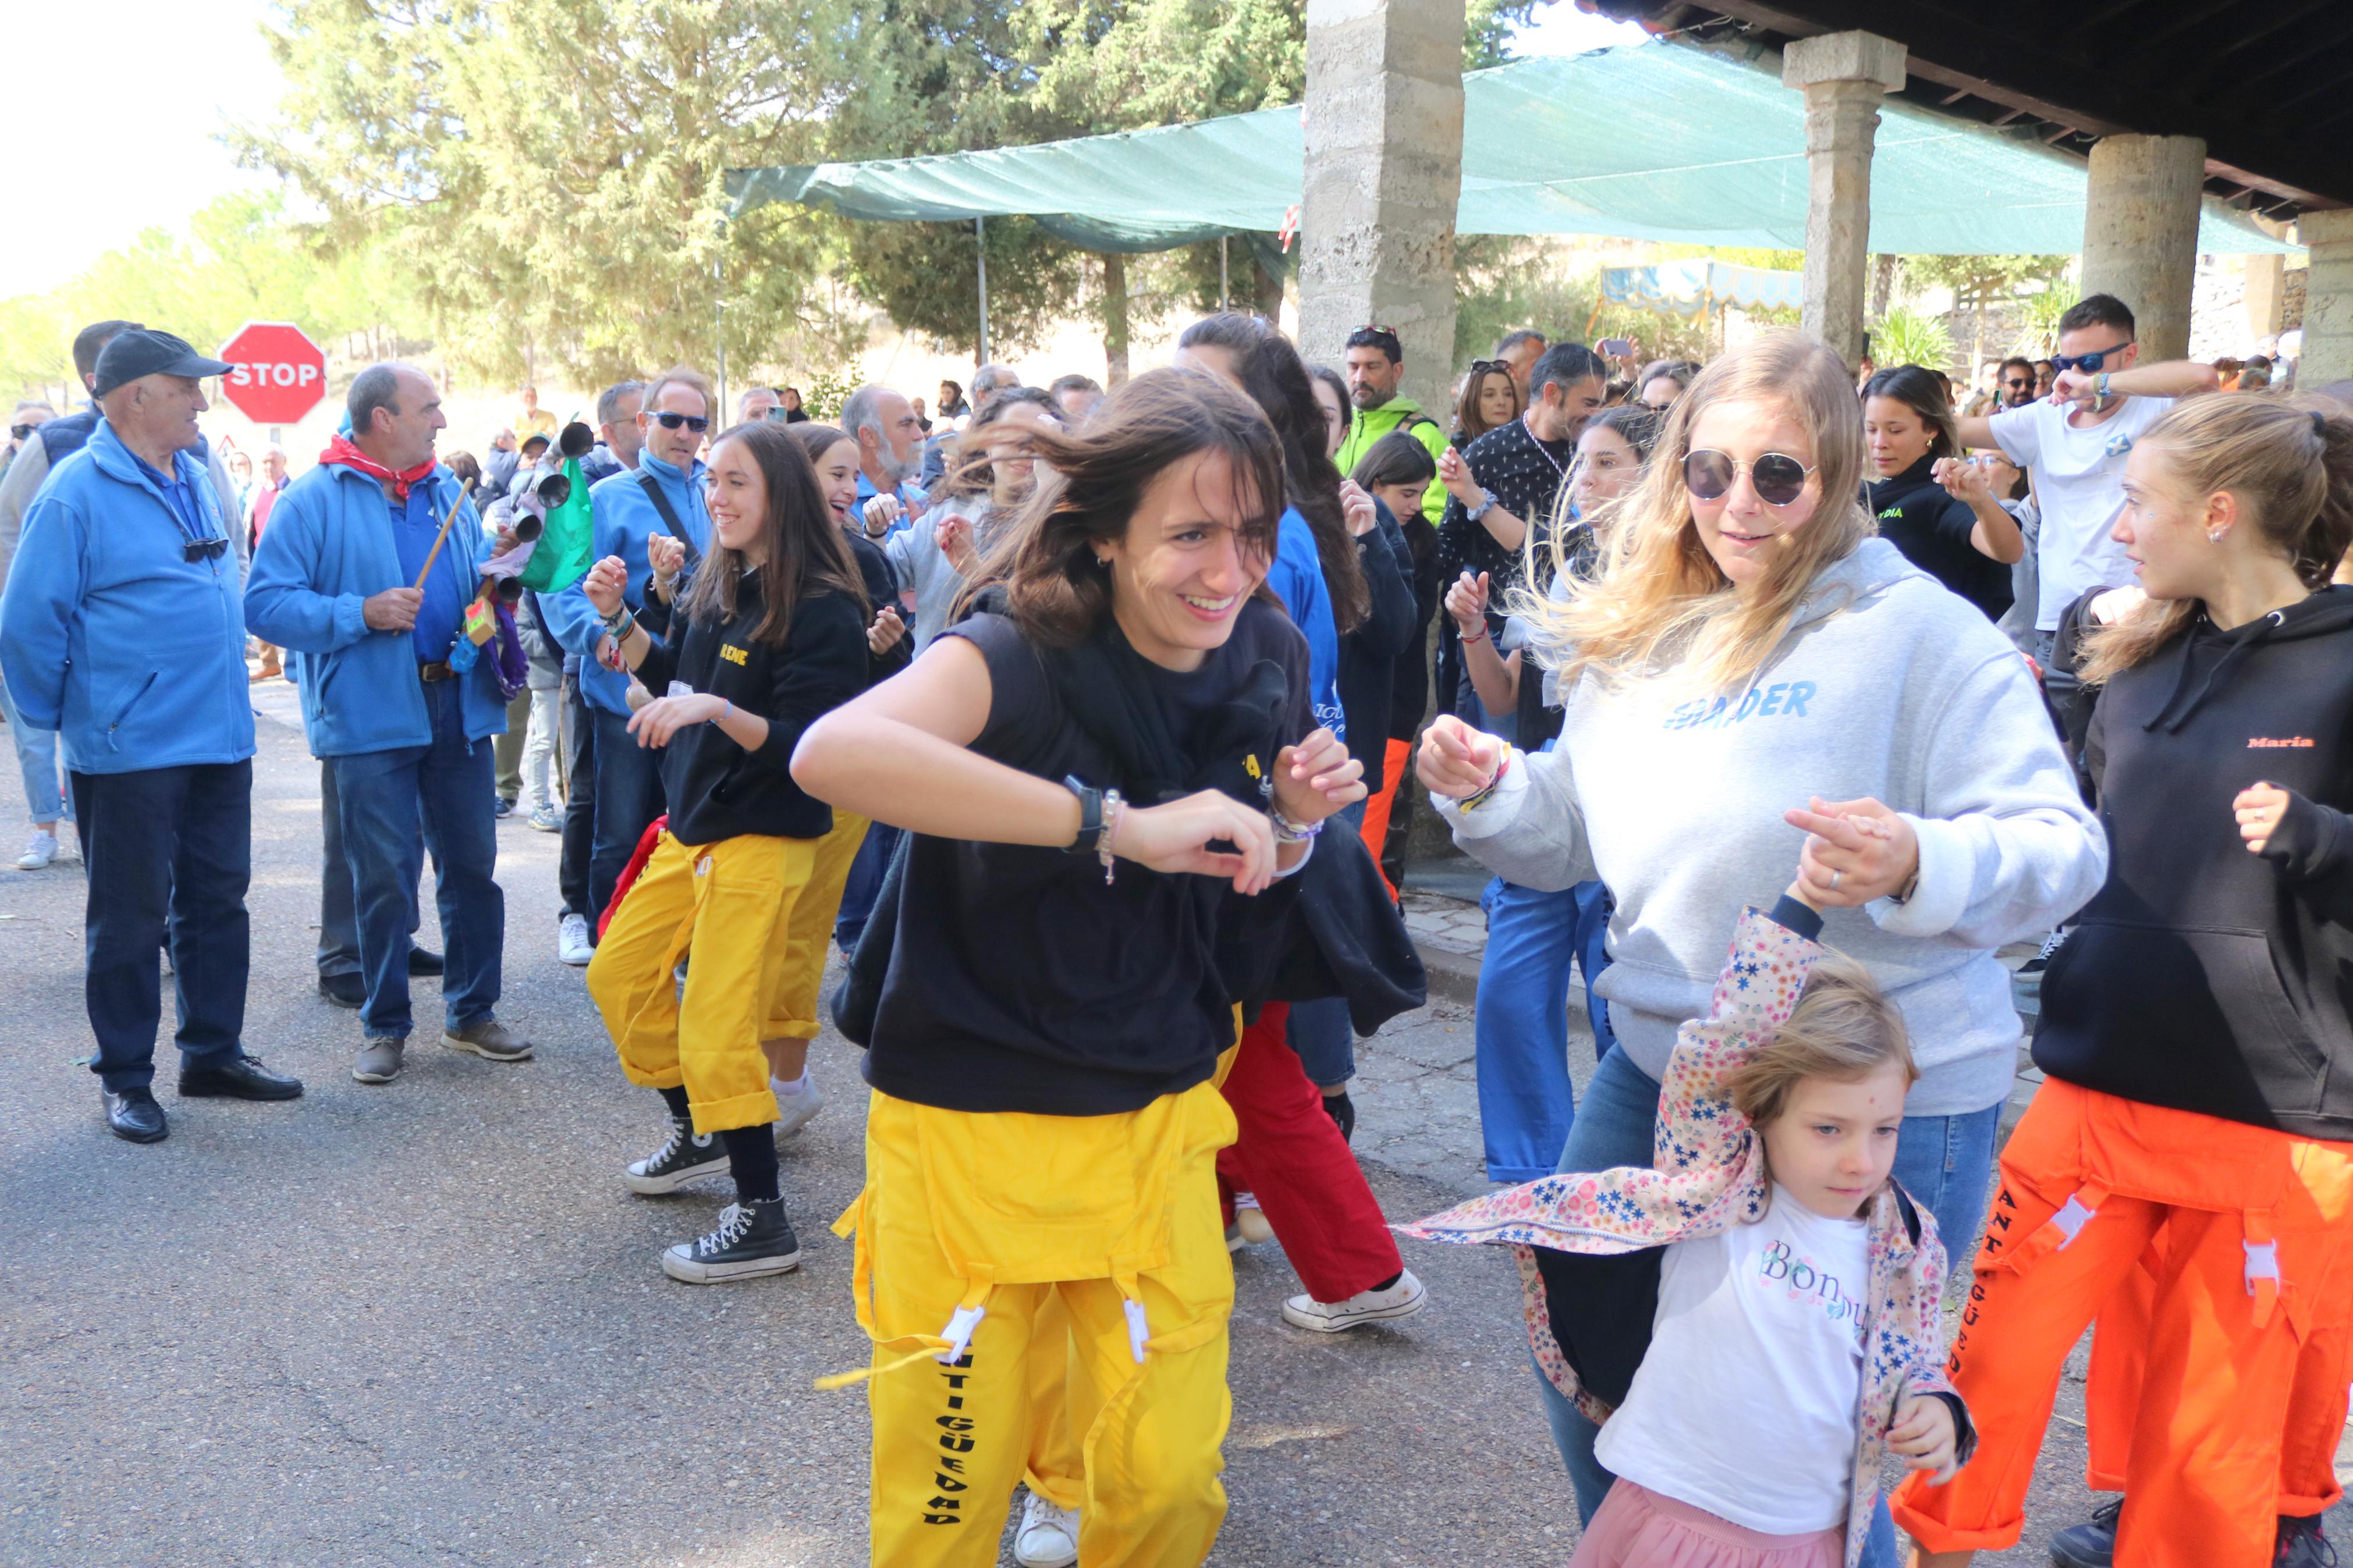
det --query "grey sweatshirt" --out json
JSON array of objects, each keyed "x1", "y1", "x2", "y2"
[{"x1": 1441, "y1": 538, "x2": 2106, "y2": 1117}]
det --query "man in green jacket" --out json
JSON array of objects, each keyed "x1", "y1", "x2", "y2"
[{"x1": 1335, "y1": 326, "x2": 1449, "y2": 525}]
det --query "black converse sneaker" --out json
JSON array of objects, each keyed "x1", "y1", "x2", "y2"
[
  {"x1": 660, "y1": 1197, "x2": 801, "y2": 1283},
  {"x1": 622, "y1": 1115, "x2": 730, "y2": 1195}
]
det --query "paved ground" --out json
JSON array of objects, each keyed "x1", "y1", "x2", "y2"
[{"x1": 0, "y1": 696, "x2": 2341, "y2": 1565}]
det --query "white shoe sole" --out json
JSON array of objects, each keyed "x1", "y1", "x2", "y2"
[
  {"x1": 1013, "y1": 1533, "x2": 1080, "y2": 1568},
  {"x1": 441, "y1": 1031, "x2": 533, "y2": 1062},
  {"x1": 622, "y1": 1155, "x2": 731, "y2": 1196},
  {"x1": 1280, "y1": 1285, "x2": 1428, "y2": 1334},
  {"x1": 661, "y1": 1245, "x2": 801, "y2": 1283},
  {"x1": 350, "y1": 1064, "x2": 402, "y2": 1085},
  {"x1": 773, "y1": 1094, "x2": 825, "y2": 1140}
]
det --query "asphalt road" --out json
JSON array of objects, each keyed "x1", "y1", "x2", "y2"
[{"x1": 0, "y1": 689, "x2": 2341, "y2": 1566}]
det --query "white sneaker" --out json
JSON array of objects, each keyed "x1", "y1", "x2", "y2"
[
  {"x1": 558, "y1": 912, "x2": 594, "y2": 966},
  {"x1": 1282, "y1": 1268, "x2": 1428, "y2": 1334},
  {"x1": 772, "y1": 1071, "x2": 826, "y2": 1139},
  {"x1": 1232, "y1": 1191, "x2": 1275, "y2": 1246},
  {"x1": 16, "y1": 829, "x2": 56, "y2": 870},
  {"x1": 1013, "y1": 1490, "x2": 1080, "y2": 1568}
]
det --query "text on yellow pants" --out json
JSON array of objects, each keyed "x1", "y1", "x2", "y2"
[
  {"x1": 841, "y1": 1080, "x2": 1238, "y2": 1568},
  {"x1": 586, "y1": 830, "x2": 820, "y2": 1136},
  {"x1": 761, "y1": 808, "x2": 868, "y2": 1040}
]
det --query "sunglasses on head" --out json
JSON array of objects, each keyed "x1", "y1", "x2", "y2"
[
  {"x1": 2050, "y1": 342, "x2": 2132, "y2": 375},
  {"x1": 650, "y1": 411, "x2": 710, "y2": 433},
  {"x1": 1683, "y1": 449, "x2": 1815, "y2": 507},
  {"x1": 182, "y1": 536, "x2": 229, "y2": 563}
]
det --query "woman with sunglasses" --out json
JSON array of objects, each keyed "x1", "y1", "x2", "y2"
[
  {"x1": 1415, "y1": 331, "x2": 2105, "y2": 1560},
  {"x1": 1862, "y1": 365, "x2": 2022, "y2": 621},
  {"x1": 1452, "y1": 359, "x2": 1523, "y2": 450}
]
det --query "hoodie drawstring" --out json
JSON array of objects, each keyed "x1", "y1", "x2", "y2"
[{"x1": 2143, "y1": 610, "x2": 2285, "y2": 734}]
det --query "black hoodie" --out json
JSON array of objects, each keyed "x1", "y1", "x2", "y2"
[
  {"x1": 1865, "y1": 456, "x2": 2013, "y2": 621},
  {"x1": 2034, "y1": 586, "x2": 2353, "y2": 1140}
]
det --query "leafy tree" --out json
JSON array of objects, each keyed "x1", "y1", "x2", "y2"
[{"x1": 1870, "y1": 304, "x2": 1956, "y2": 374}]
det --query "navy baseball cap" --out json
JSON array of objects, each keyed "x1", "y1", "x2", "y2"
[{"x1": 92, "y1": 329, "x2": 233, "y2": 397}]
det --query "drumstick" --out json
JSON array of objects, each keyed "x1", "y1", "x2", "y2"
[{"x1": 411, "y1": 478, "x2": 477, "y2": 590}]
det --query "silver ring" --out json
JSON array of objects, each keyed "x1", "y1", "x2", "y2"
[{"x1": 1830, "y1": 869, "x2": 1843, "y2": 891}]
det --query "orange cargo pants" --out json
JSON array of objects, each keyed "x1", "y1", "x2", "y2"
[{"x1": 1892, "y1": 1078, "x2": 2353, "y2": 1568}]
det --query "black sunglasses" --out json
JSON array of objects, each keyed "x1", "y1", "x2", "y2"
[
  {"x1": 182, "y1": 536, "x2": 229, "y2": 563},
  {"x1": 650, "y1": 411, "x2": 710, "y2": 433},
  {"x1": 2050, "y1": 342, "x2": 2132, "y2": 375},
  {"x1": 8, "y1": 424, "x2": 33, "y2": 441},
  {"x1": 1684, "y1": 449, "x2": 1815, "y2": 507}
]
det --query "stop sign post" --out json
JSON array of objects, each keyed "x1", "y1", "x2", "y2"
[{"x1": 217, "y1": 321, "x2": 328, "y2": 433}]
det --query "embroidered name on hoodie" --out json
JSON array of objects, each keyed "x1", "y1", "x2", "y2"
[
  {"x1": 721, "y1": 643, "x2": 749, "y2": 666},
  {"x1": 2248, "y1": 736, "x2": 2315, "y2": 748},
  {"x1": 1665, "y1": 681, "x2": 1816, "y2": 731}
]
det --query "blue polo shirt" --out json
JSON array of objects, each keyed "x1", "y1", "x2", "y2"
[{"x1": 388, "y1": 487, "x2": 467, "y2": 662}]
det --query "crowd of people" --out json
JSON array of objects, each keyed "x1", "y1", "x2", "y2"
[{"x1": 0, "y1": 291, "x2": 2345, "y2": 1568}]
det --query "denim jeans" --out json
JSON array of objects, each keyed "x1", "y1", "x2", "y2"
[
  {"x1": 0, "y1": 673, "x2": 70, "y2": 824},
  {"x1": 329, "y1": 680, "x2": 502, "y2": 1039},
  {"x1": 1530, "y1": 1045, "x2": 2002, "y2": 1566},
  {"x1": 1474, "y1": 875, "x2": 1618, "y2": 1182},
  {"x1": 72, "y1": 760, "x2": 250, "y2": 1091},
  {"x1": 1287, "y1": 799, "x2": 1367, "y2": 1089},
  {"x1": 833, "y1": 820, "x2": 904, "y2": 951},
  {"x1": 317, "y1": 759, "x2": 420, "y2": 982},
  {"x1": 586, "y1": 705, "x2": 663, "y2": 928},
  {"x1": 559, "y1": 674, "x2": 595, "y2": 923}
]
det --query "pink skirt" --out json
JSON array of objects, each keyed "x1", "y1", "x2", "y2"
[{"x1": 1568, "y1": 1481, "x2": 1843, "y2": 1568}]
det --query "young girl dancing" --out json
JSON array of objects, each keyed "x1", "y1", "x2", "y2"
[{"x1": 1405, "y1": 866, "x2": 1971, "y2": 1568}]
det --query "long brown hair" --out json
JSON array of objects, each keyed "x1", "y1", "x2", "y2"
[
  {"x1": 1517, "y1": 330, "x2": 1873, "y2": 696},
  {"x1": 1454, "y1": 360, "x2": 1524, "y2": 446},
  {"x1": 968, "y1": 368, "x2": 1286, "y2": 648},
  {"x1": 2078, "y1": 394, "x2": 2353, "y2": 683},
  {"x1": 682, "y1": 421, "x2": 867, "y2": 646}
]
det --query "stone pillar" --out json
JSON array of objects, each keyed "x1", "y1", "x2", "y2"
[
  {"x1": 2302, "y1": 210, "x2": 2353, "y2": 386},
  {"x1": 2245, "y1": 253, "x2": 2286, "y2": 342},
  {"x1": 1781, "y1": 31, "x2": 1906, "y2": 369},
  {"x1": 2081, "y1": 134, "x2": 2206, "y2": 364},
  {"x1": 1299, "y1": 0, "x2": 1465, "y2": 414}
]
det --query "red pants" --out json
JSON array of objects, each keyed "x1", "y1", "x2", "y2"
[
  {"x1": 1892, "y1": 1079, "x2": 2353, "y2": 1568},
  {"x1": 1215, "y1": 1002, "x2": 1402, "y2": 1303}
]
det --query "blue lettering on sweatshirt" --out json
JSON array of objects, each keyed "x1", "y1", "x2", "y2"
[{"x1": 1663, "y1": 681, "x2": 1816, "y2": 731}]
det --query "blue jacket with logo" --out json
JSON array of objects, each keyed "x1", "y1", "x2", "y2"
[
  {"x1": 244, "y1": 460, "x2": 507, "y2": 756},
  {"x1": 539, "y1": 450, "x2": 711, "y2": 719},
  {"x1": 0, "y1": 421, "x2": 254, "y2": 774}
]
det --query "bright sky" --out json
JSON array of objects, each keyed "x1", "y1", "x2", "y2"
[{"x1": 0, "y1": 2, "x2": 1649, "y2": 301}]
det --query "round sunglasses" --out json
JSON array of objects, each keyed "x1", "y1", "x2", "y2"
[{"x1": 1683, "y1": 448, "x2": 1815, "y2": 508}]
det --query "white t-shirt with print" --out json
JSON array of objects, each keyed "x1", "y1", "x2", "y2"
[
  {"x1": 1988, "y1": 394, "x2": 2175, "y2": 631},
  {"x1": 1594, "y1": 1183, "x2": 1871, "y2": 1534}
]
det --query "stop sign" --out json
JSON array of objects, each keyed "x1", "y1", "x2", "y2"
[{"x1": 216, "y1": 321, "x2": 328, "y2": 425}]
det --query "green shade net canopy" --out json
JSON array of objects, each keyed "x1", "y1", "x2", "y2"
[{"x1": 727, "y1": 41, "x2": 2299, "y2": 257}]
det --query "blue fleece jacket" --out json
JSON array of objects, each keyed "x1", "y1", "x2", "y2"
[
  {"x1": 538, "y1": 451, "x2": 712, "y2": 719},
  {"x1": 0, "y1": 421, "x2": 254, "y2": 774},
  {"x1": 1265, "y1": 505, "x2": 1344, "y2": 743},
  {"x1": 244, "y1": 458, "x2": 508, "y2": 757}
]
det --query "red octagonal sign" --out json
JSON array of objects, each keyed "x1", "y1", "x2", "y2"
[{"x1": 217, "y1": 321, "x2": 328, "y2": 426}]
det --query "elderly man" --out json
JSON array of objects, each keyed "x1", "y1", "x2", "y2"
[
  {"x1": 1492, "y1": 329, "x2": 1548, "y2": 402},
  {"x1": 4, "y1": 402, "x2": 53, "y2": 479},
  {"x1": 579, "y1": 379, "x2": 645, "y2": 484},
  {"x1": 843, "y1": 383, "x2": 926, "y2": 537},
  {"x1": 0, "y1": 329, "x2": 300, "y2": 1142},
  {"x1": 736, "y1": 385, "x2": 780, "y2": 424},
  {"x1": 538, "y1": 365, "x2": 714, "y2": 962},
  {"x1": 248, "y1": 362, "x2": 531, "y2": 1086}
]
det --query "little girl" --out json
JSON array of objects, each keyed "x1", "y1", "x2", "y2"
[{"x1": 1405, "y1": 876, "x2": 1971, "y2": 1567}]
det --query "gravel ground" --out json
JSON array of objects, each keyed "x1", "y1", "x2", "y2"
[{"x1": 0, "y1": 690, "x2": 2341, "y2": 1566}]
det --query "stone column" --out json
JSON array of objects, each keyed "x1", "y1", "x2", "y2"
[
  {"x1": 2245, "y1": 253, "x2": 2286, "y2": 342},
  {"x1": 1781, "y1": 31, "x2": 1907, "y2": 369},
  {"x1": 2302, "y1": 210, "x2": 2353, "y2": 386},
  {"x1": 2081, "y1": 134, "x2": 2207, "y2": 363},
  {"x1": 1299, "y1": 0, "x2": 1465, "y2": 414}
]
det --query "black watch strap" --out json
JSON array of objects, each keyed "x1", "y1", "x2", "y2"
[{"x1": 1062, "y1": 776, "x2": 1103, "y2": 852}]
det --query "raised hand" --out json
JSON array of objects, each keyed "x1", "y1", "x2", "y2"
[
  {"x1": 1270, "y1": 727, "x2": 1365, "y2": 825},
  {"x1": 1445, "y1": 570, "x2": 1492, "y2": 638},
  {"x1": 862, "y1": 492, "x2": 905, "y2": 537},
  {"x1": 2235, "y1": 781, "x2": 2290, "y2": 856},
  {"x1": 868, "y1": 605, "x2": 907, "y2": 656},
  {"x1": 1784, "y1": 795, "x2": 1920, "y2": 908},
  {"x1": 1337, "y1": 478, "x2": 1378, "y2": 538},
  {"x1": 363, "y1": 587, "x2": 423, "y2": 632},
  {"x1": 1112, "y1": 788, "x2": 1281, "y2": 894},
  {"x1": 647, "y1": 534, "x2": 687, "y2": 581},
  {"x1": 1437, "y1": 445, "x2": 1482, "y2": 506},
  {"x1": 1417, "y1": 713, "x2": 1504, "y2": 801},
  {"x1": 584, "y1": 554, "x2": 630, "y2": 617},
  {"x1": 1931, "y1": 456, "x2": 1995, "y2": 506}
]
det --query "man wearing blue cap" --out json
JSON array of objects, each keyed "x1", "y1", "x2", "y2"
[{"x1": 0, "y1": 328, "x2": 302, "y2": 1143}]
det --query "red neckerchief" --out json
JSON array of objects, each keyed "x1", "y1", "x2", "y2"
[{"x1": 319, "y1": 434, "x2": 437, "y2": 502}]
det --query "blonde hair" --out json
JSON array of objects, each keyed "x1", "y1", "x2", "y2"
[
  {"x1": 1723, "y1": 951, "x2": 1915, "y2": 1130},
  {"x1": 1511, "y1": 330, "x2": 1873, "y2": 696},
  {"x1": 2078, "y1": 393, "x2": 2353, "y2": 684}
]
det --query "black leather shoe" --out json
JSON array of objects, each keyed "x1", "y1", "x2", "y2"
[
  {"x1": 318, "y1": 970, "x2": 365, "y2": 1008},
  {"x1": 179, "y1": 1055, "x2": 304, "y2": 1101},
  {"x1": 407, "y1": 945, "x2": 445, "y2": 977},
  {"x1": 104, "y1": 1087, "x2": 169, "y2": 1143}
]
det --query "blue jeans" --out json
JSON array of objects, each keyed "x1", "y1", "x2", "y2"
[
  {"x1": 72, "y1": 761, "x2": 250, "y2": 1091},
  {"x1": 586, "y1": 705, "x2": 663, "y2": 928},
  {"x1": 330, "y1": 681, "x2": 502, "y2": 1039},
  {"x1": 1287, "y1": 799, "x2": 1368, "y2": 1089},
  {"x1": 833, "y1": 820, "x2": 904, "y2": 951},
  {"x1": 0, "y1": 673, "x2": 70, "y2": 824},
  {"x1": 1475, "y1": 875, "x2": 1618, "y2": 1182},
  {"x1": 1531, "y1": 1046, "x2": 2002, "y2": 1565},
  {"x1": 317, "y1": 759, "x2": 420, "y2": 981}
]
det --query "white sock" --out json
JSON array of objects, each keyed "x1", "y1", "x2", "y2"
[{"x1": 772, "y1": 1071, "x2": 810, "y2": 1098}]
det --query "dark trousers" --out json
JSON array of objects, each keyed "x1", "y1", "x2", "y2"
[
  {"x1": 330, "y1": 681, "x2": 502, "y2": 1039},
  {"x1": 832, "y1": 820, "x2": 904, "y2": 951},
  {"x1": 317, "y1": 759, "x2": 420, "y2": 981},
  {"x1": 494, "y1": 688, "x2": 530, "y2": 801},
  {"x1": 73, "y1": 760, "x2": 251, "y2": 1093},
  {"x1": 559, "y1": 674, "x2": 596, "y2": 923},
  {"x1": 585, "y1": 704, "x2": 663, "y2": 929}
]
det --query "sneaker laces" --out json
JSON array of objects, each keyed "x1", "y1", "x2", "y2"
[
  {"x1": 645, "y1": 1118, "x2": 689, "y2": 1170},
  {"x1": 2088, "y1": 1498, "x2": 2122, "y2": 1531},
  {"x1": 704, "y1": 1203, "x2": 756, "y2": 1254},
  {"x1": 2036, "y1": 928, "x2": 2067, "y2": 961},
  {"x1": 1022, "y1": 1492, "x2": 1078, "y2": 1538}
]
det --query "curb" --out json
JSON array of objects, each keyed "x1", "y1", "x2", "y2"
[{"x1": 1415, "y1": 940, "x2": 1482, "y2": 1007}]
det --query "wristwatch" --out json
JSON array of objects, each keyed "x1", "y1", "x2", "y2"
[{"x1": 1061, "y1": 776, "x2": 1104, "y2": 852}]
